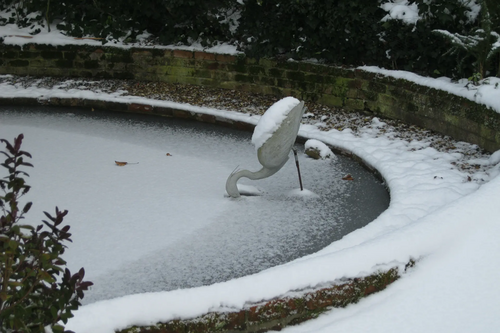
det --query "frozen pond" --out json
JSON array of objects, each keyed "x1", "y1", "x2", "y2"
[{"x1": 0, "y1": 106, "x2": 389, "y2": 304}]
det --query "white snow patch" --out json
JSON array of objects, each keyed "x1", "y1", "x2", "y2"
[
  {"x1": 236, "y1": 184, "x2": 262, "y2": 196},
  {"x1": 489, "y1": 149, "x2": 500, "y2": 165},
  {"x1": 304, "y1": 139, "x2": 335, "y2": 159},
  {"x1": 381, "y1": 1, "x2": 420, "y2": 25},
  {"x1": 251, "y1": 97, "x2": 301, "y2": 150},
  {"x1": 286, "y1": 188, "x2": 319, "y2": 198}
]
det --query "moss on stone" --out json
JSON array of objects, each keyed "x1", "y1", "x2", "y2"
[
  {"x1": 105, "y1": 51, "x2": 134, "y2": 64},
  {"x1": 55, "y1": 59, "x2": 73, "y2": 68},
  {"x1": 233, "y1": 57, "x2": 248, "y2": 73},
  {"x1": 234, "y1": 73, "x2": 254, "y2": 83},
  {"x1": 255, "y1": 76, "x2": 275, "y2": 86},
  {"x1": 270, "y1": 86, "x2": 284, "y2": 96},
  {"x1": 193, "y1": 68, "x2": 213, "y2": 79},
  {"x1": 9, "y1": 59, "x2": 29, "y2": 67},
  {"x1": 3, "y1": 50, "x2": 19, "y2": 59},
  {"x1": 166, "y1": 66, "x2": 194, "y2": 77},
  {"x1": 41, "y1": 51, "x2": 63, "y2": 60},
  {"x1": 286, "y1": 70, "x2": 306, "y2": 81},
  {"x1": 202, "y1": 61, "x2": 220, "y2": 71},
  {"x1": 95, "y1": 71, "x2": 113, "y2": 79},
  {"x1": 297, "y1": 62, "x2": 314, "y2": 73},
  {"x1": 83, "y1": 60, "x2": 99, "y2": 69},
  {"x1": 18, "y1": 51, "x2": 38, "y2": 59},
  {"x1": 62, "y1": 52, "x2": 77, "y2": 61},
  {"x1": 277, "y1": 61, "x2": 299, "y2": 71},
  {"x1": 326, "y1": 66, "x2": 354, "y2": 78},
  {"x1": 301, "y1": 92, "x2": 320, "y2": 102},
  {"x1": 359, "y1": 89, "x2": 379, "y2": 101},
  {"x1": 268, "y1": 68, "x2": 284, "y2": 78},
  {"x1": 304, "y1": 73, "x2": 324, "y2": 84},
  {"x1": 248, "y1": 65, "x2": 265, "y2": 75},
  {"x1": 368, "y1": 80, "x2": 387, "y2": 94},
  {"x1": 318, "y1": 94, "x2": 344, "y2": 107},
  {"x1": 345, "y1": 98, "x2": 365, "y2": 110},
  {"x1": 258, "y1": 58, "x2": 277, "y2": 69},
  {"x1": 276, "y1": 78, "x2": 292, "y2": 89}
]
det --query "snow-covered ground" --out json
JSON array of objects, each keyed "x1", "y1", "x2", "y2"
[{"x1": 1, "y1": 18, "x2": 500, "y2": 333}]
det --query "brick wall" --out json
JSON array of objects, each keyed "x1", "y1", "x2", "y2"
[{"x1": 1, "y1": 43, "x2": 499, "y2": 152}]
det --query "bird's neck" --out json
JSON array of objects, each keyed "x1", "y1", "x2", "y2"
[{"x1": 225, "y1": 167, "x2": 278, "y2": 198}]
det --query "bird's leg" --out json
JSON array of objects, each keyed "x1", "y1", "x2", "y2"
[{"x1": 292, "y1": 148, "x2": 304, "y2": 191}]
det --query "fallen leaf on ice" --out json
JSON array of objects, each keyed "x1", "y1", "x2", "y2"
[
  {"x1": 342, "y1": 174, "x2": 354, "y2": 181},
  {"x1": 166, "y1": 153, "x2": 172, "y2": 156},
  {"x1": 115, "y1": 161, "x2": 139, "y2": 166}
]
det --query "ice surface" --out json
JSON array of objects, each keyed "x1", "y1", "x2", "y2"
[{"x1": 0, "y1": 107, "x2": 388, "y2": 304}]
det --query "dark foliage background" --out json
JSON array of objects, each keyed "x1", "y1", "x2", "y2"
[
  {"x1": 0, "y1": 0, "x2": 498, "y2": 78},
  {"x1": 238, "y1": 0, "x2": 481, "y2": 78},
  {"x1": 0, "y1": 0, "x2": 235, "y2": 45}
]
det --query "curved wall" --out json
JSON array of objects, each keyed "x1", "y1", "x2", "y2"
[{"x1": 1, "y1": 43, "x2": 499, "y2": 152}]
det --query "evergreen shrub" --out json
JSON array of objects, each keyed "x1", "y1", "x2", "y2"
[
  {"x1": 237, "y1": 0, "x2": 482, "y2": 78},
  {"x1": 0, "y1": 0, "x2": 234, "y2": 45}
]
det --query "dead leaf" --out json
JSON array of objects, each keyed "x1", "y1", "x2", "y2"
[
  {"x1": 342, "y1": 174, "x2": 354, "y2": 181},
  {"x1": 166, "y1": 153, "x2": 172, "y2": 156},
  {"x1": 114, "y1": 161, "x2": 139, "y2": 166}
]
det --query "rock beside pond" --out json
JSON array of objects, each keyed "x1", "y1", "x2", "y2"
[{"x1": 305, "y1": 139, "x2": 335, "y2": 160}]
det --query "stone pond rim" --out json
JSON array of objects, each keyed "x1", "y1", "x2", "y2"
[{"x1": 0, "y1": 43, "x2": 499, "y2": 152}]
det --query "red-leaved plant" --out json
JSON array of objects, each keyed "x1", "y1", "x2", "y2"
[{"x1": 0, "y1": 134, "x2": 92, "y2": 333}]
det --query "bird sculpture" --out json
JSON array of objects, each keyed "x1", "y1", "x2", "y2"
[{"x1": 226, "y1": 97, "x2": 305, "y2": 198}]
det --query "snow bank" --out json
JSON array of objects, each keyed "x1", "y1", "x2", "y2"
[{"x1": 360, "y1": 66, "x2": 500, "y2": 114}]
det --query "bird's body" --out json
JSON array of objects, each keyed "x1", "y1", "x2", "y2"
[{"x1": 226, "y1": 99, "x2": 305, "y2": 198}]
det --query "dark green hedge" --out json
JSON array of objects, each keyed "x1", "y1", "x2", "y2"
[
  {"x1": 0, "y1": 0, "x2": 234, "y2": 45},
  {"x1": 237, "y1": 0, "x2": 483, "y2": 78},
  {"x1": 0, "y1": 0, "x2": 498, "y2": 78}
]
